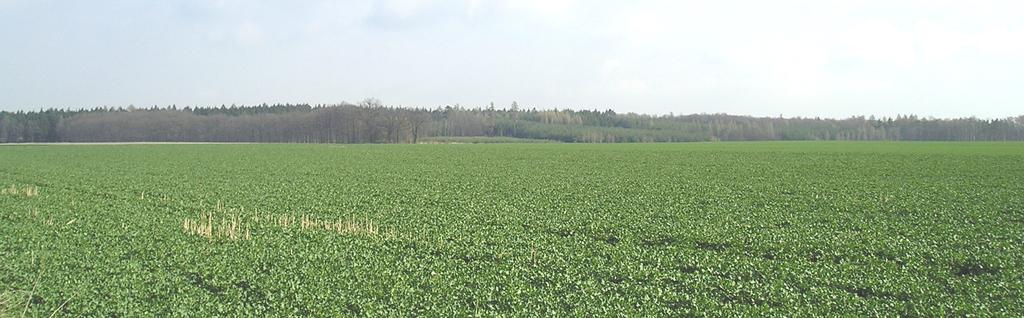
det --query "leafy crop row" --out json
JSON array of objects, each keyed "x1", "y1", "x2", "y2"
[{"x1": 1, "y1": 142, "x2": 1022, "y2": 316}]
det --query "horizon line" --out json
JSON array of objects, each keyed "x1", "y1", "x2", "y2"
[{"x1": 2, "y1": 102, "x2": 1022, "y2": 122}]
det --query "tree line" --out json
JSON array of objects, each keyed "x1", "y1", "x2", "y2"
[{"x1": 2, "y1": 100, "x2": 1023, "y2": 143}]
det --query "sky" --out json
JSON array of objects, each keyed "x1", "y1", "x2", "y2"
[{"x1": 1, "y1": 0, "x2": 1022, "y2": 119}]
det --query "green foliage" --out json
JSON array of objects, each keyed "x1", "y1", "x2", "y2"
[
  {"x1": 1, "y1": 142, "x2": 1022, "y2": 316},
  {"x1": 418, "y1": 136, "x2": 558, "y2": 144},
  {"x1": 2, "y1": 105, "x2": 1023, "y2": 143}
]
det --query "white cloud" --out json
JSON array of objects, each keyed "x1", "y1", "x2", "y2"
[
  {"x1": 970, "y1": 25, "x2": 1024, "y2": 56},
  {"x1": 839, "y1": 21, "x2": 917, "y2": 66},
  {"x1": 377, "y1": 0, "x2": 424, "y2": 20},
  {"x1": 599, "y1": 59, "x2": 651, "y2": 95},
  {"x1": 506, "y1": 0, "x2": 575, "y2": 19},
  {"x1": 2, "y1": 0, "x2": 1024, "y2": 118},
  {"x1": 609, "y1": 8, "x2": 669, "y2": 43},
  {"x1": 234, "y1": 21, "x2": 265, "y2": 46}
]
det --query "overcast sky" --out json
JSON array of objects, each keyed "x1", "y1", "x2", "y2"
[{"x1": 1, "y1": 0, "x2": 1022, "y2": 118}]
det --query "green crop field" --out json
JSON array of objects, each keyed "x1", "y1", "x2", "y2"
[{"x1": 1, "y1": 142, "x2": 1022, "y2": 316}]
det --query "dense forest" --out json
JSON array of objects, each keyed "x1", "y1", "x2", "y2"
[{"x1": 2, "y1": 99, "x2": 1023, "y2": 143}]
